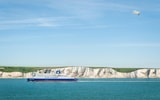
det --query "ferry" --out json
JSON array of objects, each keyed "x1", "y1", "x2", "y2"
[{"x1": 27, "y1": 70, "x2": 78, "y2": 82}]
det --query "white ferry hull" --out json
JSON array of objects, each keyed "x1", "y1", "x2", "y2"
[{"x1": 27, "y1": 77, "x2": 78, "y2": 82}]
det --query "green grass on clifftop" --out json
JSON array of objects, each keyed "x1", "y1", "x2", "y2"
[
  {"x1": 0, "y1": 66, "x2": 66, "y2": 73},
  {"x1": 113, "y1": 68, "x2": 140, "y2": 73},
  {"x1": 0, "y1": 66, "x2": 141, "y2": 73},
  {"x1": 0, "y1": 67, "x2": 43, "y2": 73}
]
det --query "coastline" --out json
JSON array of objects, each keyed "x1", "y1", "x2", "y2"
[{"x1": 0, "y1": 67, "x2": 160, "y2": 78}]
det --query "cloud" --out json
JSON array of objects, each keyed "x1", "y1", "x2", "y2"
[
  {"x1": 38, "y1": 22, "x2": 58, "y2": 27},
  {"x1": 47, "y1": 0, "x2": 135, "y2": 19},
  {"x1": 34, "y1": 18, "x2": 60, "y2": 27},
  {"x1": 0, "y1": 18, "x2": 54, "y2": 25},
  {"x1": 0, "y1": 33, "x2": 40, "y2": 43},
  {"x1": 0, "y1": 0, "x2": 155, "y2": 30},
  {"x1": 111, "y1": 43, "x2": 160, "y2": 47},
  {"x1": 0, "y1": 17, "x2": 67, "y2": 30}
]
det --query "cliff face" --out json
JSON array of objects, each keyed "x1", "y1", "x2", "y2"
[
  {"x1": 0, "y1": 72, "x2": 33, "y2": 78},
  {"x1": 0, "y1": 67, "x2": 160, "y2": 78}
]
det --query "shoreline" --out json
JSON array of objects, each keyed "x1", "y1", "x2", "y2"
[{"x1": 0, "y1": 67, "x2": 160, "y2": 78}]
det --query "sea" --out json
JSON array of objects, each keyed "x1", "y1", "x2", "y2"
[{"x1": 0, "y1": 78, "x2": 160, "y2": 100}]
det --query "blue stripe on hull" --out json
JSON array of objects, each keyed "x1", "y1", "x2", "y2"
[{"x1": 27, "y1": 78, "x2": 78, "y2": 82}]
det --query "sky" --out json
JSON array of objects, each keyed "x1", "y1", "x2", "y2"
[{"x1": 0, "y1": 0, "x2": 160, "y2": 68}]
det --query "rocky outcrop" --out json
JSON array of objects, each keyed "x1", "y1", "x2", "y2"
[
  {"x1": 0, "y1": 72, "x2": 33, "y2": 78},
  {"x1": 0, "y1": 67, "x2": 160, "y2": 78}
]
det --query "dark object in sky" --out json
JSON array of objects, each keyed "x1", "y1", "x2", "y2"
[{"x1": 132, "y1": 10, "x2": 141, "y2": 15}]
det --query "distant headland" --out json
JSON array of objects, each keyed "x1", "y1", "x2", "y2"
[{"x1": 0, "y1": 66, "x2": 160, "y2": 78}]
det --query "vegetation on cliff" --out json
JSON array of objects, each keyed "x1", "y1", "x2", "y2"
[
  {"x1": 0, "y1": 67, "x2": 43, "y2": 73},
  {"x1": 0, "y1": 66, "x2": 141, "y2": 73},
  {"x1": 113, "y1": 68, "x2": 140, "y2": 73}
]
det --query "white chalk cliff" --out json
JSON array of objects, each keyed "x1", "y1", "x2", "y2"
[{"x1": 0, "y1": 67, "x2": 160, "y2": 78}]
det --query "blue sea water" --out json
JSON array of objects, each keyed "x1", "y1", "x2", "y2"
[{"x1": 0, "y1": 78, "x2": 160, "y2": 100}]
